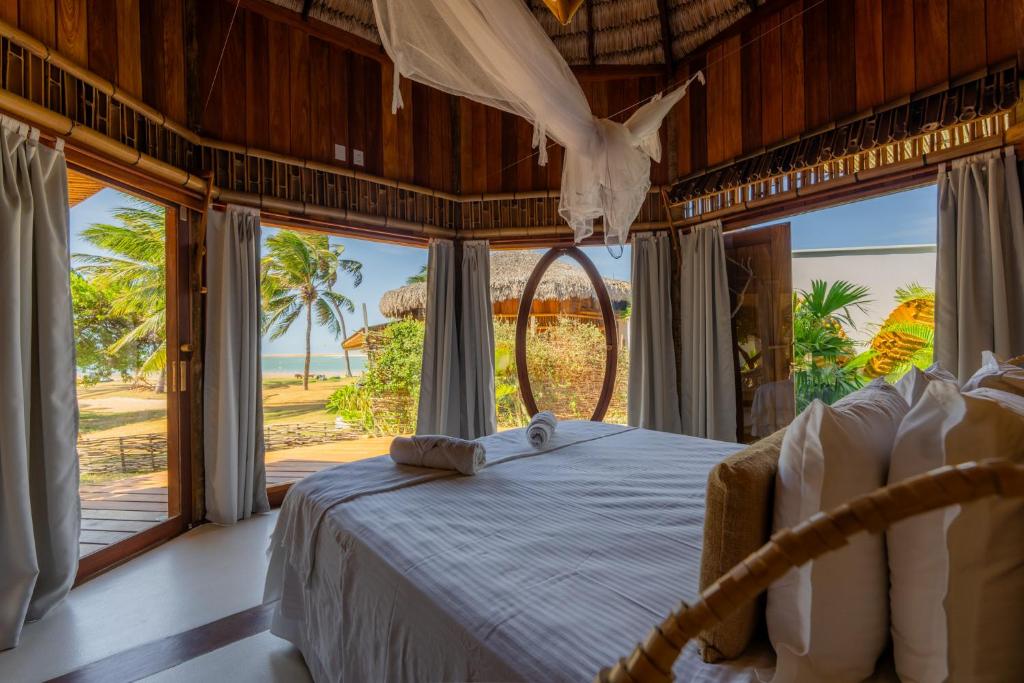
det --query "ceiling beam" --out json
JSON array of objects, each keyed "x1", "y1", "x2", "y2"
[{"x1": 656, "y1": 0, "x2": 675, "y2": 77}]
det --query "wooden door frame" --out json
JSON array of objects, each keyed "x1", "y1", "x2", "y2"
[{"x1": 69, "y1": 157, "x2": 198, "y2": 585}]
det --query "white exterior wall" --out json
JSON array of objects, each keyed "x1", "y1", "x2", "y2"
[{"x1": 792, "y1": 245, "x2": 936, "y2": 348}]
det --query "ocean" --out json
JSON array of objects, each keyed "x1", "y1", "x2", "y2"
[{"x1": 262, "y1": 353, "x2": 368, "y2": 377}]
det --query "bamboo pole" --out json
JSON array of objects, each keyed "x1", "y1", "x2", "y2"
[{"x1": 596, "y1": 459, "x2": 1024, "y2": 683}]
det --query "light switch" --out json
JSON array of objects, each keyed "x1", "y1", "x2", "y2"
[
  {"x1": 334, "y1": 144, "x2": 347, "y2": 161},
  {"x1": 353, "y1": 149, "x2": 364, "y2": 166}
]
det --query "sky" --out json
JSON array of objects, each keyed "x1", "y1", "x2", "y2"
[{"x1": 70, "y1": 183, "x2": 937, "y2": 356}]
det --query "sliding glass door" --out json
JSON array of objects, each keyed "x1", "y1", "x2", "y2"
[{"x1": 69, "y1": 168, "x2": 191, "y2": 577}]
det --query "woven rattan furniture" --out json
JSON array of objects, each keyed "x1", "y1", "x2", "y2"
[{"x1": 596, "y1": 459, "x2": 1024, "y2": 683}]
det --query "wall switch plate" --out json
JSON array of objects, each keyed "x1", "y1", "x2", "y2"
[
  {"x1": 334, "y1": 144, "x2": 346, "y2": 161},
  {"x1": 353, "y1": 149, "x2": 365, "y2": 166}
]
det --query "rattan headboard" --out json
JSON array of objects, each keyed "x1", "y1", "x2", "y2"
[{"x1": 596, "y1": 459, "x2": 1024, "y2": 683}]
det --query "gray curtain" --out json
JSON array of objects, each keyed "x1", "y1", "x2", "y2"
[
  {"x1": 678, "y1": 221, "x2": 737, "y2": 442},
  {"x1": 416, "y1": 239, "x2": 496, "y2": 438},
  {"x1": 628, "y1": 232, "x2": 682, "y2": 433},
  {"x1": 0, "y1": 120, "x2": 79, "y2": 650},
  {"x1": 936, "y1": 148, "x2": 1024, "y2": 382},
  {"x1": 204, "y1": 206, "x2": 268, "y2": 525}
]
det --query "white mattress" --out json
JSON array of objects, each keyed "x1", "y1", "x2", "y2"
[{"x1": 264, "y1": 421, "x2": 761, "y2": 682}]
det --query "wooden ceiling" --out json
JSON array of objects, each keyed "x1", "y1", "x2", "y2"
[{"x1": 263, "y1": 0, "x2": 760, "y2": 67}]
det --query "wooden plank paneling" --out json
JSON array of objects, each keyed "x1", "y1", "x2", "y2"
[
  {"x1": 721, "y1": 35, "x2": 742, "y2": 161},
  {"x1": 689, "y1": 53, "x2": 708, "y2": 175},
  {"x1": 779, "y1": 1, "x2": 804, "y2": 139},
  {"x1": 309, "y1": 39, "x2": 332, "y2": 163},
  {"x1": 741, "y1": 28, "x2": 762, "y2": 154},
  {"x1": 675, "y1": 63, "x2": 693, "y2": 177},
  {"x1": 363, "y1": 59, "x2": 383, "y2": 175},
  {"x1": 949, "y1": 0, "x2": 987, "y2": 78},
  {"x1": 802, "y1": 0, "x2": 830, "y2": 129},
  {"x1": 882, "y1": 0, "x2": 915, "y2": 102},
  {"x1": 115, "y1": 0, "x2": 142, "y2": 97},
  {"x1": 219, "y1": 1, "x2": 246, "y2": 146},
  {"x1": 760, "y1": 12, "x2": 782, "y2": 147},
  {"x1": 485, "y1": 104, "x2": 502, "y2": 193},
  {"x1": 57, "y1": 0, "x2": 87, "y2": 63},
  {"x1": 827, "y1": 0, "x2": 856, "y2": 120},
  {"x1": 328, "y1": 47, "x2": 349, "y2": 166},
  {"x1": 347, "y1": 53, "x2": 366, "y2": 168},
  {"x1": 158, "y1": 0, "x2": 186, "y2": 123},
  {"x1": 914, "y1": 0, "x2": 949, "y2": 89},
  {"x1": 985, "y1": 0, "x2": 1021, "y2": 65},
  {"x1": 87, "y1": 0, "x2": 118, "y2": 83},
  {"x1": 382, "y1": 64, "x2": 401, "y2": 177},
  {"x1": 195, "y1": 1, "x2": 222, "y2": 136},
  {"x1": 412, "y1": 82, "x2": 431, "y2": 187},
  {"x1": 0, "y1": 0, "x2": 16, "y2": 24},
  {"x1": 20, "y1": 0, "x2": 54, "y2": 48},
  {"x1": 288, "y1": 27, "x2": 310, "y2": 159},
  {"x1": 705, "y1": 44, "x2": 725, "y2": 165},
  {"x1": 266, "y1": 19, "x2": 291, "y2": 154},
  {"x1": 244, "y1": 11, "x2": 270, "y2": 150},
  {"x1": 854, "y1": 0, "x2": 884, "y2": 111}
]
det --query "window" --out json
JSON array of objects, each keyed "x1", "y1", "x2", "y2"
[
  {"x1": 70, "y1": 169, "x2": 188, "y2": 561},
  {"x1": 260, "y1": 226, "x2": 427, "y2": 487},
  {"x1": 738, "y1": 185, "x2": 938, "y2": 441},
  {"x1": 495, "y1": 246, "x2": 631, "y2": 427}
]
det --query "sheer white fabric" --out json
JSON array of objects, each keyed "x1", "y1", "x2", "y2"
[{"x1": 372, "y1": 0, "x2": 702, "y2": 247}]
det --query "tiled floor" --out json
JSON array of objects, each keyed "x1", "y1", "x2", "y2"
[{"x1": 0, "y1": 512, "x2": 299, "y2": 682}]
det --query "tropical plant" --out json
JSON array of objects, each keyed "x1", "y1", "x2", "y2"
[
  {"x1": 261, "y1": 230, "x2": 363, "y2": 390},
  {"x1": 71, "y1": 271, "x2": 151, "y2": 384},
  {"x1": 73, "y1": 202, "x2": 168, "y2": 390},
  {"x1": 852, "y1": 283, "x2": 935, "y2": 382},
  {"x1": 792, "y1": 279, "x2": 872, "y2": 411},
  {"x1": 406, "y1": 265, "x2": 428, "y2": 285}
]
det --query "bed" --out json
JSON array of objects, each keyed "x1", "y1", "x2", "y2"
[{"x1": 264, "y1": 421, "x2": 895, "y2": 682}]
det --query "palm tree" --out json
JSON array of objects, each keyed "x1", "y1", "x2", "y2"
[
  {"x1": 406, "y1": 265, "x2": 427, "y2": 284},
  {"x1": 74, "y1": 202, "x2": 167, "y2": 391},
  {"x1": 852, "y1": 283, "x2": 935, "y2": 381},
  {"x1": 261, "y1": 231, "x2": 363, "y2": 389},
  {"x1": 792, "y1": 279, "x2": 872, "y2": 410}
]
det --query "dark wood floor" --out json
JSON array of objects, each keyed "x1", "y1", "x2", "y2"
[{"x1": 78, "y1": 459, "x2": 345, "y2": 557}]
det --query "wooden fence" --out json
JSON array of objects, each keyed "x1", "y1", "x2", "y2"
[{"x1": 78, "y1": 422, "x2": 357, "y2": 476}]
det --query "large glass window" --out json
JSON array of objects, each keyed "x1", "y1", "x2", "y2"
[
  {"x1": 70, "y1": 172, "x2": 176, "y2": 558},
  {"x1": 743, "y1": 185, "x2": 938, "y2": 436},
  {"x1": 494, "y1": 246, "x2": 631, "y2": 428},
  {"x1": 260, "y1": 227, "x2": 427, "y2": 487}
]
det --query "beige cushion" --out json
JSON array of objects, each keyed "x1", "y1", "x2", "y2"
[
  {"x1": 894, "y1": 363, "x2": 956, "y2": 407},
  {"x1": 888, "y1": 382, "x2": 1024, "y2": 682},
  {"x1": 698, "y1": 427, "x2": 788, "y2": 662},
  {"x1": 961, "y1": 350, "x2": 1024, "y2": 395},
  {"x1": 767, "y1": 379, "x2": 909, "y2": 682}
]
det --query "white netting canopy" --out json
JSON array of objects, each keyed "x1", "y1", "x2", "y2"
[{"x1": 372, "y1": 0, "x2": 703, "y2": 247}]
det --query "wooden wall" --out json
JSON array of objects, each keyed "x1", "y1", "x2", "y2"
[
  {"x1": 674, "y1": 0, "x2": 1023, "y2": 176},
  {"x1": 458, "y1": 75, "x2": 672, "y2": 195},
  {"x1": 2, "y1": 0, "x2": 1020, "y2": 196}
]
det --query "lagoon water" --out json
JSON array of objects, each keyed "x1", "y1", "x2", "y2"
[{"x1": 262, "y1": 353, "x2": 368, "y2": 377}]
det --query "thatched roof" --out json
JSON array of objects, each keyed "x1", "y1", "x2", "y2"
[
  {"x1": 380, "y1": 250, "x2": 630, "y2": 319},
  {"x1": 266, "y1": 0, "x2": 756, "y2": 65},
  {"x1": 67, "y1": 168, "x2": 106, "y2": 207}
]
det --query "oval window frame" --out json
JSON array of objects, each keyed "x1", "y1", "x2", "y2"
[{"x1": 514, "y1": 246, "x2": 619, "y2": 422}]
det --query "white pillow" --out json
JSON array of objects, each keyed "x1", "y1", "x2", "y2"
[
  {"x1": 766, "y1": 379, "x2": 909, "y2": 682},
  {"x1": 894, "y1": 363, "x2": 956, "y2": 407},
  {"x1": 961, "y1": 350, "x2": 1024, "y2": 395},
  {"x1": 887, "y1": 383, "x2": 1024, "y2": 683}
]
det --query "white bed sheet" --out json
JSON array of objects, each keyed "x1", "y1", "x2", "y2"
[{"x1": 264, "y1": 421, "x2": 755, "y2": 682}]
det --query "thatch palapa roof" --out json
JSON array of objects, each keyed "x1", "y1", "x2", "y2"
[
  {"x1": 265, "y1": 0, "x2": 756, "y2": 66},
  {"x1": 379, "y1": 250, "x2": 630, "y2": 319}
]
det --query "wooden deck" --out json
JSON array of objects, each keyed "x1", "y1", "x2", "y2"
[{"x1": 77, "y1": 437, "x2": 395, "y2": 557}]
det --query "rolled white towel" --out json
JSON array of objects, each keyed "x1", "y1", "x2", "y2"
[
  {"x1": 527, "y1": 411, "x2": 558, "y2": 448},
  {"x1": 389, "y1": 435, "x2": 486, "y2": 475}
]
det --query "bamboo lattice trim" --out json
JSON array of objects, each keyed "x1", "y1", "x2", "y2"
[{"x1": 595, "y1": 459, "x2": 1024, "y2": 683}]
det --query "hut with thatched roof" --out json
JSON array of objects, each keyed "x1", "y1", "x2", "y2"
[{"x1": 379, "y1": 251, "x2": 630, "y2": 330}]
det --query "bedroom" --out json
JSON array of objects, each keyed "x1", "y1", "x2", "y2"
[{"x1": 0, "y1": 0, "x2": 1022, "y2": 681}]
